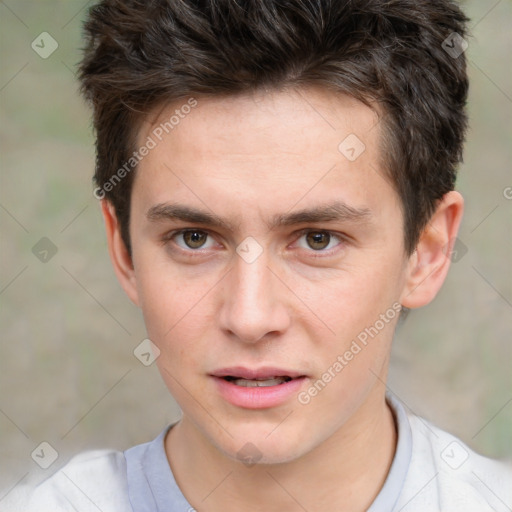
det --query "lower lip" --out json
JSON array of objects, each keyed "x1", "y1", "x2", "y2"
[{"x1": 211, "y1": 376, "x2": 307, "y2": 409}]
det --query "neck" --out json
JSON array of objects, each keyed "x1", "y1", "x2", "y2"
[{"x1": 165, "y1": 390, "x2": 397, "y2": 512}]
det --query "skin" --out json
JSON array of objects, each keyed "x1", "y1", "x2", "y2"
[{"x1": 102, "y1": 87, "x2": 464, "y2": 511}]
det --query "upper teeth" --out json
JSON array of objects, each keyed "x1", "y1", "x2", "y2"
[{"x1": 232, "y1": 377, "x2": 289, "y2": 387}]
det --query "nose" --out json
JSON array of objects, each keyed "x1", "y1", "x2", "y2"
[{"x1": 219, "y1": 251, "x2": 291, "y2": 344}]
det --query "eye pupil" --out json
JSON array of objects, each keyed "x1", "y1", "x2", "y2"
[
  {"x1": 306, "y1": 231, "x2": 330, "y2": 250},
  {"x1": 184, "y1": 230, "x2": 207, "y2": 248}
]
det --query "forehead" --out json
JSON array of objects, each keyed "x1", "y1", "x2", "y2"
[
  {"x1": 132, "y1": 87, "x2": 395, "y2": 225},
  {"x1": 141, "y1": 87, "x2": 380, "y2": 158}
]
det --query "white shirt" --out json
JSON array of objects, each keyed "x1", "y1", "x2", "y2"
[{"x1": 2, "y1": 395, "x2": 511, "y2": 511}]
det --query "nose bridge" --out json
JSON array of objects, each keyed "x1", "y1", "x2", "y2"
[
  {"x1": 236, "y1": 253, "x2": 271, "y2": 304},
  {"x1": 220, "y1": 249, "x2": 289, "y2": 343}
]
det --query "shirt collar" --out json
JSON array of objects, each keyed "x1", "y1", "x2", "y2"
[{"x1": 125, "y1": 393, "x2": 412, "y2": 512}]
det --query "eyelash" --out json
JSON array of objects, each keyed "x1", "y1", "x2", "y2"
[{"x1": 162, "y1": 228, "x2": 347, "y2": 257}]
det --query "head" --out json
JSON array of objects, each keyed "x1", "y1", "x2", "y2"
[{"x1": 79, "y1": 0, "x2": 468, "y2": 463}]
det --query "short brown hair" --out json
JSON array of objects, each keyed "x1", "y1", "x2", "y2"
[{"x1": 79, "y1": 0, "x2": 470, "y2": 255}]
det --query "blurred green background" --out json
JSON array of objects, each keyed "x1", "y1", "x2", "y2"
[{"x1": 1, "y1": 0, "x2": 511, "y2": 493}]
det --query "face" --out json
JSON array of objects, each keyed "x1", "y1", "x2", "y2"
[{"x1": 121, "y1": 88, "x2": 414, "y2": 463}]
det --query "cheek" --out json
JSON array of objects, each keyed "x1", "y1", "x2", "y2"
[
  {"x1": 134, "y1": 259, "x2": 211, "y2": 357},
  {"x1": 296, "y1": 255, "x2": 402, "y2": 397},
  {"x1": 299, "y1": 296, "x2": 398, "y2": 428},
  {"x1": 300, "y1": 263, "x2": 401, "y2": 339}
]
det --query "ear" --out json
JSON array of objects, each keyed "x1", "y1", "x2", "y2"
[
  {"x1": 400, "y1": 191, "x2": 464, "y2": 309},
  {"x1": 101, "y1": 200, "x2": 140, "y2": 307}
]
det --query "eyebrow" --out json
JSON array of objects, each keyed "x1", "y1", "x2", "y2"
[{"x1": 146, "y1": 201, "x2": 372, "y2": 231}]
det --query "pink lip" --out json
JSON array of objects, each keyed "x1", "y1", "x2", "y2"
[{"x1": 209, "y1": 367, "x2": 308, "y2": 409}]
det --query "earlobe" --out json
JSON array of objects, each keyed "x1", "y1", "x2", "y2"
[
  {"x1": 100, "y1": 200, "x2": 140, "y2": 307},
  {"x1": 400, "y1": 191, "x2": 464, "y2": 309}
]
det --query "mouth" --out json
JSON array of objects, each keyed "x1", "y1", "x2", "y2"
[
  {"x1": 221, "y1": 375, "x2": 294, "y2": 387},
  {"x1": 210, "y1": 367, "x2": 308, "y2": 409},
  {"x1": 211, "y1": 366, "x2": 307, "y2": 385}
]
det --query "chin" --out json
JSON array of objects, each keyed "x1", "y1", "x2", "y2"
[{"x1": 213, "y1": 422, "x2": 315, "y2": 466}]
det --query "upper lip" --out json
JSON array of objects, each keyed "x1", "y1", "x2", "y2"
[{"x1": 210, "y1": 366, "x2": 306, "y2": 380}]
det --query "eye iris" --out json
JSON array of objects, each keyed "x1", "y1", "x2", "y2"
[
  {"x1": 183, "y1": 230, "x2": 207, "y2": 249},
  {"x1": 306, "y1": 232, "x2": 330, "y2": 250}
]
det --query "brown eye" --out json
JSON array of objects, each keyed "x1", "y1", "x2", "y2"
[
  {"x1": 181, "y1": 230, "x2": 208, "y2": 249},
  {"x1": 305, "y1": 231, "x2": 331, "y2": 250}
]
